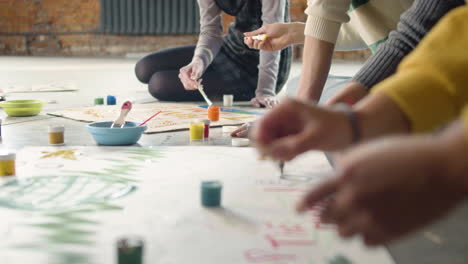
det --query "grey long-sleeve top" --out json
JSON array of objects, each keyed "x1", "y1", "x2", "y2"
[
  {"x1": 194, "y1": 0, "x2": 286, "y2": 97},
  {"x1": 353, "y1": 0, "x2": 466, "y2": 90}
]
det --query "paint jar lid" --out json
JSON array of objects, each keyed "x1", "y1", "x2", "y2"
[
  {"x1": 0, "y1": 151, "x2": 16, "y2": 160},
  {"x1": 48, "y1": 125, "x2": 65, "y2": 133},
  {"x1": 190, "y1": 119, "x2": 204, "y2": 124},
  {"x1": 232, "y1": 138, "x2": 250, "y2": 147},
  {"x1": 201, "y1": 180, "x2": 222, "y2": 207}
]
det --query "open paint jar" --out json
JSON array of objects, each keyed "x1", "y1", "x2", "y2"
[
  {"x1": 189, "y1": 120, "x2": 205, "y2": 141},
  {"x1": 208, "y1": 106, "x2": 220, "y2": 122},
  {"x1": 200, "y1": 119, "x2": 211, "y2": 138},
  {"x1": 0, "y1": 152, "x2": 16, "y2": 177},
  {"x1": 48, "y1": 125, "x2": 65, "y2": 145}
]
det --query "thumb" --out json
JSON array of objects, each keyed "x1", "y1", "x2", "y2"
[
  {"x1": 269, "y1": 126, "x2": 321, "y2": 160},
  {"x1": 244, "y1": 26, "x2": 266, "y2": 37},
  {"x1": 296, "y1": 177, "x2": 339, "y2": 213},
  {"x1": 191, "y1": 64, "x2": 204, "y2": 80}
]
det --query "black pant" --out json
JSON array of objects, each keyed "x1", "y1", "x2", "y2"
[{"x1": 135, "y1": 46, "x2": 255, "y2": 102}]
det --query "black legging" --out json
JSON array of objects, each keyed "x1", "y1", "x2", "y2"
[{"x1": 135, "y1": 46, "x2": 253, "y2": 102}]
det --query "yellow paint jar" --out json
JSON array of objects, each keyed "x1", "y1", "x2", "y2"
[
  {"x1": 189, "y1": 120, "x2": 205, "y2": 141},
  {"x1": 0, "y1": 152, "x2": 16, "y2": 177},
  {"x1": 49, "y1": 125, "x2": 65, "y2": 145}
]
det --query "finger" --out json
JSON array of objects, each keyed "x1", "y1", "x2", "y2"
[
  {"x1": 191, "y1": 68, "x2": 203, "y2": 81},
  {"x1": 338, "y1": 210, "x2": 372, "y2": 239},
  {"x1": 244, "y1": 27, "x2": 266, "y2": 37},
  {"x1": 251, "y1": 99, "x2": 299, "y2": 145},
  {"x1": 180, "y1": 74, "x2": 196, "y2": 90},
  {"x1": 244, "y1": 37, "x2": 254, "y2": 49},
  {"x1": 231, "y1": 124, "x2": 248, "y2": 137},
  {"x1": 362, "y1": 222, "x2": 392, "y2": 247},
  {"x1": 296, "y1": 177, "x2": 339, "y2": 213},
  {"x1": 235, "y1": 128, "x2": 249, "y2": 138},
  {"x1": 253, "y1": 40, "x2": 261, "y2": 50},
  {"x1": 265, "y1": 99, "x2": 274, "y2": 109},
  {"x1": 251, "y1": 99, "x2": 261, "y2": 108},
  {"x1": 178, "y1": 73, "x2": 190, "y2": 89},
  {"x1": 268, "y1": 126, "x2": 320, "y2": 160},
  {"x1": 321, "y1": 187, "x2": 358, "y2": 225},
  {"x1": 258, "y1": 41, "x2": 267, "y2": 51}
]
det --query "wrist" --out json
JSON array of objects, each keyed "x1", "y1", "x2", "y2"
[
  {"x1": 290, "y1": 22, "x2": 306, "y2": 44},
  {"x1": 332, "y1": 103, "x2": 360, "y2": 145}
]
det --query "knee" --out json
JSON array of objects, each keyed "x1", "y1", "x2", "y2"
[
  {"x1": 135, "y1": 58, "x2": 154, "y2": 83},
  {"x1": 148, "y1": 72, "x2": 180, "y2": 101}
]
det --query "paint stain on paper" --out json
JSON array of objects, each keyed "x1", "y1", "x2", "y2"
[{"x1": 41, "y1": 149, "x2": 78, "y2": 160}]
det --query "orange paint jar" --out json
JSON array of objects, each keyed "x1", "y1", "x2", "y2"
[{"x1": 208, "y1": 106, "x2": 220, "y2": 122}]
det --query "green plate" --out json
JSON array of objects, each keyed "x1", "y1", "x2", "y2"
[{"x1": 0, "y1": 100, "x2": 45, "y2": 117}]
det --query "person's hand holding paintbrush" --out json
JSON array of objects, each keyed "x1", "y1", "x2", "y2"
[{"x1": 179, "y1": 56, "x2": 205, "y2": 91}]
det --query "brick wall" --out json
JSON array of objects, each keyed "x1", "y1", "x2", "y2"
[{"x1": 0, "y1": 0, "x2": 369, "y2": 60}]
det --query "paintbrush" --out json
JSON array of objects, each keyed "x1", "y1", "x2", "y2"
[
  {"x1": 139, "y1": 111, "x2": 161, "y2": 127},
  {"x1": 196, "y1": 79, "x2": 213, "y2": 106},
  {"x1": 279, "y1": 161, "x2": 285, "y2": 175},
  {"x1": 111, "y1": 101, "x2": 132, "y2": 128}
]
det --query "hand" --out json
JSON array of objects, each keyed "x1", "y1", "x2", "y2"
[
  {"x1": 251, "y1": 96, "x2": 279, "y2": 109},
  {"x1": 231, "y1": 122, "x2": 252, "y2": 138},
  {"x1": 244, "y1": 23, "x2": 304, "y2": 52},
  {"x1": 297, "y1": 136, "x2": 467, "y2": 246},
  {"x1": 178, "y1": 56, "x2": 205, "y2": 90},
  {"x1": 251, "y1": 99, "x2": 353, "y2": 160},
  {"x1": 326, "y1": 82, "x2": 369, "y2": 106}
]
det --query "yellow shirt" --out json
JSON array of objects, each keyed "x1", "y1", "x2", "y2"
[{"x1": 372, "y1": 6, "x2": 468, "y2": 136}]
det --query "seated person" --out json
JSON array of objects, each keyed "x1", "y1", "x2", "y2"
[{"x1": 135, "y1": 0, "x2": 292, "y2": 108}]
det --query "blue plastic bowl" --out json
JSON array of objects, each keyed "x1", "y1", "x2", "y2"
[{"x1": 87, "y1": 121, "x2": 147, "y2": 146}]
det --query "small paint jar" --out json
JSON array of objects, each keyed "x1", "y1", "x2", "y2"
[
  {"x1": 201, "y1": 180, "x2": 222, "y2": 207},
  {"x1": 189, "y1": 120, "x2": 205, "y2": 141},
  {"x1": 200, "y1": 119, "x2": 211, "y2": 138},
  {"x1": 107, "y1": 95, "x2": 117, "y2": 105},
  {"x1": 208, "y1": 106, "x2": 220, "y2": 122},
  {"x1": 48, "y1": 125, "x2": 65, "y2": 145},
  {"x1": 117, "y1": 236, "x2": 144, "y2": 264},
  {"x1": 94, "y1": 97, "x2": 104, "y2": 105},
  {"x1": 0, "y1": 152, "x2": 16, "y2": 177},
  {"x1": 223, "y1": 94, "x2": 234, "y2": 107}
]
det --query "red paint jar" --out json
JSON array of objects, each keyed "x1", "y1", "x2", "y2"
[{"x1": 200, "y1": 119, "x2": 211, "y2": 138}]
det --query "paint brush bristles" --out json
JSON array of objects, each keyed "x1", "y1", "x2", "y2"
[
  {"x1": 139, "y1": 111, "x2": 162, "y2": 127},
  {"x1": 196, "y1": 80, "x2": 213, "y2": 106}
]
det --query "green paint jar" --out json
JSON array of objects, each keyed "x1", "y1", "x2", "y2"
[
  {"x1": 117, "y1": 236, "x2": 144, "y2": 264},
  {"x1": 201, "y1": 180, "x2": 222, "y2": 207}
]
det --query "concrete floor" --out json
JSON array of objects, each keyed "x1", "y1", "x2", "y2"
[{"x1": 0, "y1": 56, "x2": 467, "y2": 263}]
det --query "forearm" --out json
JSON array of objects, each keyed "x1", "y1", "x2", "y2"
[
  {"x1": 289, "y1": 22, "x2": 306, "y2": 44},
  {"x1": 256, "y1": 0, "x2": 286, "y2": 97},
  {"x1": 438, "y1": 119, "x2": 468, "y2": 193},
  {"x1": 195, "y1": 0, "x2": 223, "y2": 68},
  {"x1": 296, "y1": 36, "x2": 334, "y2": 101},
  {"x1": 354, "y1": 91, "x2": 411, "y2": 141},
  {"x1": 352, "y1": 0, "x2": 465, "y2": 90},
  {"x1": 256, "y1": 50, "x2": 281, "y2": 97}
]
